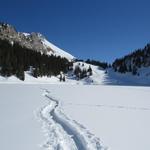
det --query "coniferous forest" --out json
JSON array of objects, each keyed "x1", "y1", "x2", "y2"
[
  {"x1": 0, "y1": 38, "x2": 73, "y2": 80},
  {"x1": 112, "y1": 44, "x2": 150, "y2": 75}
]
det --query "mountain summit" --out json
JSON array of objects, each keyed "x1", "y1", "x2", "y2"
[{"x1": 0, "y1": 22, "x2": 74, "y2": 61}]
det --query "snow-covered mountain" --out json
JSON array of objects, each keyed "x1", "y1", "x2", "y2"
[
  {"x1": 0, "y1": 23, "x2": 74, "y2": 61},
  {"x1": 0, "y1": 22, "x2": 150, "y2": 86}
]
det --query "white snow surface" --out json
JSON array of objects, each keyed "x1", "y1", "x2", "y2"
[
  {"x1": 0, "y1": 84, "x2": 150, "y2": 150},
  {"x1": 42, "y1": 38, "x2": 75, "y2": 61},
  {"x1": 41, "y1": 90, "x2": 104, "y2": 150}
]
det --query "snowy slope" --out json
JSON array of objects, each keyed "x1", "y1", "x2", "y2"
[
  {"x1": 69, "y1": 62, "x2": 107, "y2": 85},
  {"x1": 42, "y1": 38, "x2": 75, "y2": 61},
  {"x1": 22, "y1": 32, "x2": 75, "y2": 61},
  {"x1": 68, "y1": 62, "x2": 150, "y2": 86},
  {"x1": 106, "y1": 67, "x2": 150, "y2": 86}
]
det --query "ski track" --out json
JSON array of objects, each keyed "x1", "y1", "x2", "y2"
[
  {"x1": 40, "y1": 89, "x2": 106, "y2": 150},
  {"x1": 39, "y1": 98, "x2": 78, "y2": 150}
]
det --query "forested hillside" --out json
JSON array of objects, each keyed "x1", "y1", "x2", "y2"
[
  {"x1": 0, "y1": 39, "x2": 73, "y2": 80},
  {"x1": 112, "y1": 44, "x2": 150, "y2": 75}
]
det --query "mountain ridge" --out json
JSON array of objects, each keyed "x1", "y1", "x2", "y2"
[{"x1": 0, "y1": 22, "x2": 74, "y2": 61}]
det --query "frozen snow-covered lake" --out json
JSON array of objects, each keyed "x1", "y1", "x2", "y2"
[{"x1": 0, "y1": 84, "x2": 150, "y2": 150}]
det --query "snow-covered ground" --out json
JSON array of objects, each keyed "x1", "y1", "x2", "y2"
[
  {"x1": 0, "y1": 84, "x2": 150, "y2": 150},
  {"x1": 0, "y1": 84, "x2": 45, "y2": 150},
  {"x1": 106, "y1": 67, "x2": 150, "y2": 86}
]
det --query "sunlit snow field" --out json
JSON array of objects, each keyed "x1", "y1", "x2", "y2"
[{"x1": 0, "y1": 84, "x2": 150, "y2": 150}]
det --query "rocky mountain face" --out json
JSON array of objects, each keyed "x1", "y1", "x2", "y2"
[
  {"x1": 0, "y1": 23, "x2": 46, "y2": 53},
  {"x1": 0, "y1": 23, "x2": 74, "y2": 60}
]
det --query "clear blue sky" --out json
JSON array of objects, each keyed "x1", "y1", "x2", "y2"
[{"x1": 1, "y1": 0, "x2": 150, "y2": 62}]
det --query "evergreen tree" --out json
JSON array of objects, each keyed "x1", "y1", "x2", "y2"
[{"x1": 87, "y1": 65, "x2": 92, "y2": 76}]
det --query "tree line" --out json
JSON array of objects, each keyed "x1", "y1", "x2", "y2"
[{"x1": 75, "y1": 59, "x2": 109, "y2": 69}]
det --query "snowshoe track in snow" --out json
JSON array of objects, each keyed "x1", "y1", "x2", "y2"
[{"x1": 40, "y1": 89, "x2": 106, "y2": 150}]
